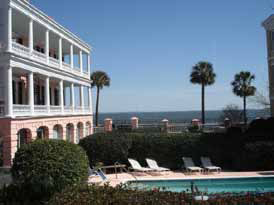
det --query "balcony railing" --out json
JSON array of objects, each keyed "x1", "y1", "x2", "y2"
[
  {"x1": 62, "y1": 62, "x2": 71, "y2": 70},
  {"x1": 34, "y1": 105, "x2": 48, "y2": 113},
  {"x1": 50, "y1": 106, "x2": 62, "y2": 113},
  {"x1": 32, "y1": 50, "x2": 46, "y2": 63},
  {"x1": 0, "y1": 105, "x2": 5, "y2": 116},
  {"x1": 49, "y1": 57, "x2": 59, "y2": 67},
  {"x1": 12, "y1": 42, "x2": 30, "y2": 57},
  {"x1": 11, "y1": 104, "x2": 91, "y2": 117},
  {"x1": 13, "y1": 104, "x2": 31, "y2": 116}
]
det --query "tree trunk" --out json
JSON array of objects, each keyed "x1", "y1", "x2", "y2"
[
  {"x1": 243, "y1": 95, "x2": 247, "y2": 126},
  {"x1": 201, "y1": 84, "x2": 205, "y2": 124},
  {"x1": 95, "y1": 87, "x2": 100, "y2": 127}
]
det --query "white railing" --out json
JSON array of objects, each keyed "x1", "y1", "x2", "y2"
[
  {"x1": 49, "y1": 57, "x2": 60, "y2": 68},
  {"x1": 62, "y1": 62, "x2": 71, "y2": 70},
  {"x1": 83, "y1": 106, "x2": 90, "y2": 112},
  {"x1": 13, "y1": 104, "x2": 31, "y2": 116},
  {"x1": 50, "y1": 106, "x2": 62, "y2": 113},
  {"x1": 34, "y1": 105, "x2": 48, "y2": 114},
  {"x1": 32, "y1": 50, "x2": 46, "y2": 63},
  {"x1": 74, "y1": 106, "x2": 82, "y2": 113},
  {"x1": 0, "y1": 105, "x2": 4, "y2": 116},
  {"x1": 12, "y1": 42, "x2": 30, "y2": 57},
  {"x1": 64, "y1": 106, "x2": 73, "y2": 113},
  {"x1": 12, "y1": 43, "x2": 89, "y2": 79}
]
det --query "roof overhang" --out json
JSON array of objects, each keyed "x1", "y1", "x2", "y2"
[{"x1": 262, "y1": 14, "x2": 274, "y2": 30}]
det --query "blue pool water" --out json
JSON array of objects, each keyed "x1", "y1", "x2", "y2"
[{"x1": 129, "y1": 177, "x2": 274, "y2": 193}]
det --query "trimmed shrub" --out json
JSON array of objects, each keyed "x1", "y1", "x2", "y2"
[
  {"x1": 11, "y1": 139, "x2": 89, "y2": 202},
  {"x1": 80, "y1": 130, "x2": 274, "y2": 171},
  {"x1": 48, "y1": 184, "x2": 274, "y2": 205}
]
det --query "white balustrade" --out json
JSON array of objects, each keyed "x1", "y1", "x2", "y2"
[
  {"x1": 32, "y1": 50, "x2": 46, "y2": 62},
  {"x1": 74, "y1": 106, "x2": 82, "y2": 114},
  {"x1": 13, "y1": 104, "x2": 31, "y2": 116},
  {"x1": 34, "y1": 105, "x2": 47, "y2": 114},
  {"x1": 49, "y1": 57, "x2": 59, "y2": 67},
  {"x1": 12, "y1": 42, "x2": 30, "y2": 57},
  {"x1": 11, "y1": 43, "x2": 90, "y2": 80},
  {"x1": 50, "y1": 106, "x2": 62, "y2": 113},
  {"x1": 64, "y1": 106, "x2": 73, "y2": 113},
  {"x1": 0, "y1": 105, "x2": 5, "y2": 116},
  {"x1": 62, "y1": 62, "x2": 71, "y2": 70}
]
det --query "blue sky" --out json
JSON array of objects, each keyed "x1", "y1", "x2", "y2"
[{"x1": 32, "y1": 0, "x2": 272, "y2": 112}]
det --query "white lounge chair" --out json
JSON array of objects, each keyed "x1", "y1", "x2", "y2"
[
  {"x1": 201, "y1": 157, "x2": 221, "y2": 173},
  {"x1": 146, "y1": 158, "x2": 170, "y2": 171},
  {"x1": 128, "y1": 158, "x2": 154, "y2": 172},
  {"x1": 88, "y1": 167, "x2": 108, "y2": 181},
  {"x1": 182, "y1": 157, "x2": 204, "y2": 173}
]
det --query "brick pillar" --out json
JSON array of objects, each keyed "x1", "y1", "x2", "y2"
[
  {"x1": 1, "y1": 119, "x2": 15, "y2": 167},
  {"x1": 131, "y1": 117, "x2": 139, "y2": 129},
  {"x1": 104, "y1": 118, "x2": 112, "y2": 132},
  {"x1": 162, "y1": 119, "x2": 169, "y2": 132}
]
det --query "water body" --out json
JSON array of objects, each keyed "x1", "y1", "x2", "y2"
[{"x1": 98, "y1": 109, "x2": 270, "y2": 125}]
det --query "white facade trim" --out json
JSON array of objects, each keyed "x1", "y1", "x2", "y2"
[{"x1": 11, "y1": 0, "x2": 91, "y2": 53}]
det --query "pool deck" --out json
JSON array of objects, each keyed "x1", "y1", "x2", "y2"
[{"x1": 88, "y1": 171, "x2": 274, "y2": 187}]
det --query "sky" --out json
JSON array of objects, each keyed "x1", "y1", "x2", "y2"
[{"x1": 32, "y1": 0, "x2": 273, "y2": 113}]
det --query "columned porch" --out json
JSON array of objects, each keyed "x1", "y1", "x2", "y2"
[{"x1": 5, "y1": 66, "x2": 92, "y2": 117}]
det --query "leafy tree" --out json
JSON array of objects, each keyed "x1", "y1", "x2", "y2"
[
  {"x1": 190, "y1": 61, "x2": 216, "y2": 124},
  {"x1": 91, "y1": 71, "x2": 110, "y2": 126},
  {"x1": 231, "y1": 71, "x2": 256, "y2": 125},
  {"x1": 219, "y1": 104, "x2": 243, "y2": 124}
]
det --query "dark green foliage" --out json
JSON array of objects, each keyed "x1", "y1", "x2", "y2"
[
  {"x1": 80, "y1": 130, "x2": 274, "y2": 171},
  {"x1": 11, "y1": 139, "x2": 89, "y2": 202},
  {"x1": 48, "y1": 184, "x2": 274, "y2": 205}
]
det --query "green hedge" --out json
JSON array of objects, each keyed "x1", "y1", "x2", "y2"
[
  {"x1": 48, "y1": 184, "x2": 274, "y2": 205},
  {"x1": 10, "y1": 139, "x2": 89, "y2": 203},
  {"x1": 79, "y1": 130, "x2": 274, "y2": 171}
]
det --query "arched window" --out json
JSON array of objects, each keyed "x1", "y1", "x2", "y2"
[
  {"x1": 53, "y1": 125, "x2": 63, "y2": 139},
  {"x1": 66, "y1": 124, "x2": 74, "y2": 143},
  {"x1": 36, "y1": 126, "x2": 49, "y2": 139},
  {"x1": 17, "y1": 128, "x2": 32, "y2": 148},
  {"x1": 85, "y1": 122, "x2": 91, "y2": 136},
  {"x1": 76, "y1": 122, "x2": 83, "y2": 143}
]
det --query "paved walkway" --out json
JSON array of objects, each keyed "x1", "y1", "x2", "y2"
[{"x1": 88, "y1": 171, "x2": 274, "y2": 187}]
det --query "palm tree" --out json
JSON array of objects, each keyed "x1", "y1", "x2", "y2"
[
  {"x1": 91, "y1": 71, "x2": 110, "y2": 126},
  {"x1": 231, "y1": 71, "x2": 256, "y2": 126},
  {"x1": 190, "y1": 61, "x2": 216, "y2": 124}
]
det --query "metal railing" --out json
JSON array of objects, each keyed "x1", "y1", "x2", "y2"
[{"x1": 50, "y1": 105, "x2": 62, "y2": 113}]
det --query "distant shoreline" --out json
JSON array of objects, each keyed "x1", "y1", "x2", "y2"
[{"x1": 97, "y1": 109, "x2": 270, "y2": 124}]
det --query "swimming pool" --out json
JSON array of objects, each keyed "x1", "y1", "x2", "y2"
[{"x1": 129, "y1": 177, "x2": 274, "y2": 193}]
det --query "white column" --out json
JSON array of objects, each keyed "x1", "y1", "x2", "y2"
[
  {"x1": 45, "y1": 77, "x2": 50, "y2": 113},
  {"x1": 70, "y1": 45, "x2": 74, "y2": 69},
  {"x1": 80, "y1": 85, "x2": 84, "y2": 111},
  {"x1": 28, "y1": 72, "x2": 34, "y2": 115},
  {"x1": 88, "y1": 87, "x2": 92, "y2": 113},
  {"x1": 29, "y1": 18, "x2": 33, "y2": 53},
  {"x1": 59, "y1": 80, "x2": 64, "y2": 114},
  {"x1": 45, "y1": 29, "x2": 49, "y2": 64},
  {"x1": 79, "y1": 50, "x2": 83, "y2": 73},
  {"x1": 5, "y1": 66, "x2": 13, "y2": 117},
  {"x1": 87, "y1": 54, "x2": 91, "y2": 76},
  {"x1": 59, "y1": 38, "x2": 63, "y2": 69},
  {"x1": 7, "y1": 7, "x2": 12, "y2": 52},
  {"x1": 51, "y1": 85, "x2": 55, "y2": 105},
  {"x1": 70, "y1": 83, "x2": 75, "y2": 112}
]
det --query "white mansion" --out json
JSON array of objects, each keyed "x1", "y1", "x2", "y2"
[
  {"x1": 263, "y1": 15, "x2": 274, "y2": 117},
  {"x1": 0, "y1": 0, "x2": 93, "y2": 166}
]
